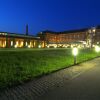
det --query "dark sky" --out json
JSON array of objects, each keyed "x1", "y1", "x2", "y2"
[{"x1": 0, "y1": 0, "x2": 100, "y2": 35}]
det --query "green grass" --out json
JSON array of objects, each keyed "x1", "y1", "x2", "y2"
[{"x1": 0, "y1": 48, "x2": 100, "y2": 89}]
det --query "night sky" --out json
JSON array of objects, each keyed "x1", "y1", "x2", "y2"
[{"x1": 0, "y1": 0, "x2": 100, "y2": 35}]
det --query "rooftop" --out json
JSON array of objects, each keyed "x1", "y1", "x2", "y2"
[
  {"x1": 0, "y1": 31, "x2": 39, "y2": 39},
  {"x1": 40, "y1": 25, "x2": 100, "y2": 34}
]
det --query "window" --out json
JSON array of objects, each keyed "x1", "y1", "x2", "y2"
[{"x1": 11, "y1": 41, "x2": 13, "y2": 46}]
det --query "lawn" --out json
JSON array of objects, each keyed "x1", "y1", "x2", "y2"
[{"x1": 0, "y1": 48, "x2": 100, "y2": 89}]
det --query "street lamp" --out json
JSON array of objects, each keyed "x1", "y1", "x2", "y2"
[{"x1": 72, "y1": 47, "x2": 78, "y2": 64}]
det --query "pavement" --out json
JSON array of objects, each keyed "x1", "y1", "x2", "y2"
[{"x1": 0, "y1": 57, "x2": 100, "y2": 100}]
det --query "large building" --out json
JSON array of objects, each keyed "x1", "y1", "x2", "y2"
[
  {"x1": 0, "y1": 25, "x2": 100, "y2": 48},
  {"x1": 0, "y1": 25, "x2": 41, "y2": 48},
  {"x1": 38, "y1": 26, "x2": 100, "y2": 48},
  {"x1": 0, "y1": 32, "x2": 41, "y2": 48}
]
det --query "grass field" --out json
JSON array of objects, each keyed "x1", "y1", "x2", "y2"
[{"x1": 0, "y1": 48, "x2": 100, "y2": 89}]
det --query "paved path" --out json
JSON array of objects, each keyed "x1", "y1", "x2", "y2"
[
  {"x1": 0, "y1": 57, "x2": 99, "y2": 100},
  {"x1": 37, "y1": 57, "x2": 100, "y2": 100}
]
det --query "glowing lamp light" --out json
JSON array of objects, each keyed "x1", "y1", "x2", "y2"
[
  {"x1": 38, "y1": 45, "x2": 41, "y2": 48},
  {"x1": 11, "y1": 41, "x2": 13, "y2": 46},
  {"x1": 72, "y1": 47, "x2": 78, "y2": 64},
  {"x1": 72, "y1": 47, "x2": 78, "y2": 56},
  {"x1": 26, "y1": 42, "x2": 28, "y2": 46},
  {"x1": 95, "y1": 46, "x2": 100, "y2": 53},
  {"x1": 14, "y1": 45, "x2": 17, "y2": 48},
  {"x1": 93, "y1": 29, "x2": 96, "y2": 33},
  {"x1": 28, "y1": 45, "x2": 30, "y2": 48},
  {"x1": 47, "y1": 45, "x2": 49, "y2": 48},
  {"x1": 54, "y1": 45, "x2": 57, "y2": 48}
]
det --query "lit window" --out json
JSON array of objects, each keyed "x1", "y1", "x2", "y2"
[
  {"x1": 21, "y1": 41, "x2": 23, "y2": 45},
  {"x1": 26, "y1": 42, "x2": 28, "y2": 46},
  {"x1": 16, "y1": 41, "x2": 18, "y2": 45},
  {"x1": 11, "y1": 41, "x2": 13, "y2": 46},
  {"x1": 5, "y1": 41, "x2": 6, "y2": 45}
]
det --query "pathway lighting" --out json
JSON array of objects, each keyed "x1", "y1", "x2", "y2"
[{"x1": 72, "y1": 47, "x2": 78, "y2": 64}]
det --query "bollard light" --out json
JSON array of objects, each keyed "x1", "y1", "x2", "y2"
[
  {"x1": 95, "y1": 46, "x2": 100, "y2": 53},
  {"x1": 72, "y1": 47, "x2": 78, "y2": 56},
  {"x1": 72, "y1": 47, "x2": 78, "y2": 64}
]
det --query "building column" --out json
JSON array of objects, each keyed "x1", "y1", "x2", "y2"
[
  {"x1": 6, "y1": 37, "x2": 8, "y2": 48},
  {"x1": 24, "y1": 39, "x2": 27, "y2": 48}
]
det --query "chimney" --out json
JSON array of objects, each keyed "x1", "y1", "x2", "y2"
[{"x1": 26, "y1": 24, "x2": 28, "y2": 35}]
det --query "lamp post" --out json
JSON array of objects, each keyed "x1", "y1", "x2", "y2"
[{"x1": 72, "y1": 47, "x2": 78, "y2": 64}]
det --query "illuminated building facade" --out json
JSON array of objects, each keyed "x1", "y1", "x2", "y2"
[
  {"x1": 0, "y1": 32, "x2": 40, "y2": 48},
  {"x1": 38, "y1": 26, "x2": 100, "y2": 48},
  {"x1": 0, "y1": 25, "x2": 100, "y2": 48},
  {"x1": 0, "y1": 25, "x2": 44, "y2": 48}
]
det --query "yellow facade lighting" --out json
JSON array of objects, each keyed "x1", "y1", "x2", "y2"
[{"x1": 16, "y1": 41, "x2": 18, "y2": 45}]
